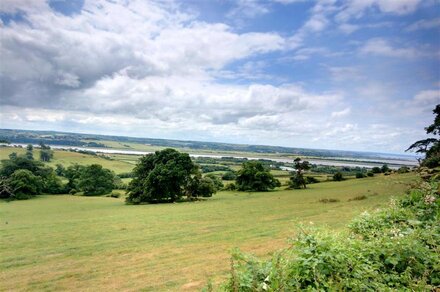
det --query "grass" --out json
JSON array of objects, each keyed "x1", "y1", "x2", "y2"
[
  {"x1": 0, "y1": 147, "x2": 134, "y2": 174},
  {"x1": 0, "y1": 173, "x2": 417, "y2": 291}
]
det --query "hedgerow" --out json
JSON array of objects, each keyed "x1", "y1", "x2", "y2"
[{"x1": 215, "y1": 180, "x2": 439, "y2": 291}]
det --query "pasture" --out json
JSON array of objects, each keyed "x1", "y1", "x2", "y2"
[{"x1": 0, "y1": 172, "x2": 416, "y2": 291}]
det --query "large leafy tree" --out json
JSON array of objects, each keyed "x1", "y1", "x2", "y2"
[
  {"x1": 406, "y1": 104, "x2": 440, "y2": 167},
  {"x1": 77, "y1": 164, "x2": 115, "y2": 196},
  {"x1": 235, "y1": 161, "x2": 280, "y2": 192},
  {"x1": 126, "y1": 148, "x2": 201, "y2": 204}
]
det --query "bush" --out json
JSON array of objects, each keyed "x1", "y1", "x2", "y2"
[
  {"x1": 77, "y1": 164, "x2": 115, "y2": 196},
  {"x1": 222, "y1": 171, "x2": 237, "y2": 181},
  {"x1": 367, "y1": 171, "x2": 374, "y2": 177},
  {"x1": 349, "y1": 195, "x2": 367, "y2": 201},
  {"x1": 218, "y1": 182, "x2": 440, "y2": 291},
  {"x1": 236, "y1": 161, "x2": 280, "y2": 192},
  {"x1": 397, "y1": 166, "x2": 410, "y2": 173},
  {"x1": 224, "y1": 183, "x2": 236, "y2": 191},
  {"x1": 372, "y1": 167, "x2": 382, "y2": 173},
  {"x1": 7, "y1": 169, "x2": 42, "y2": 200},
  {"x1": 305, "y1": 176, "x2": 319, "y2": 184},
  {"x1": 319, "y1": 198, "x2": 340, "y2": 203},
  {"x1": 217, "y1": 180, "x2": 440, "y2": 291},
  {"x1": 333, "y1": 172, "x2": 344, "y2": 181},
  {"x1": 356, "y1": 172, "x2": 366, "y2": 178}
]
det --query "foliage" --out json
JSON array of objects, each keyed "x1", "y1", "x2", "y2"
[
  {"x1": 55, "y1": 164, "x2": 66, "y2": 176},
  {"x1": 64, "y1": 164, "x2": 86, "y2": 190},
  {"x1": 126, "y1": 148, "x2": 205, "y2": 204},
  {"x1": 333, "y1": 172, "x2": 344, "y2": 181},
  {"x1": 0, "y1": 155, "x2": 63, "y2": 198},
  {"x1": 355, "y1": 172, "x2": 366, "y2": 178},
  {"x1": 288, "y1": 158, "x2": 310, "y2": 189},
  {"x1": 367, "y1": 171, "x2": 374, "y2": 177},
  {"x1": 40, "y1": 149, "x2": 54, "y2": 162},
  {"x1": 305, "y1": 176, "x2": 319, "y2": 184},
  {"x1": 222, "y1": 171, "x2": 237, "y2": 181},
  {"x1": 397, "y1": 166, "x2": 409, "y2": 174},
  {"x1": 7, "y1": 170, "x2": 42, "y2": 200},
  {"x1": 406, "y1": 104, "x2": 440, "y2": 167},
  {"x1": 205, "y1": 173, "x2": 224, "y2": 191},
  {"x1": 381, "y1": 164, "x2": 390, "y2": 173},
  {"x1": 371, "y1": 167, "x2": 381, "y2": 173},
  {"x1": 235, "y1": 161, "x2": 280, "y2": 192},
  {"x1": 220, "y1": 180, "x2": 440, "y2": 291},
  {"x1": 187, "y1": 174, "x2": 217, "y2": 198},
  {"x1": 200, "y1": 164, "x2": 231, "y2": 173},
  {"x1": 77, "y1": 164, "x2": 115, "y2": 196}
]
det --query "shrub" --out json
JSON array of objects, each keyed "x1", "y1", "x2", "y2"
[
  {"x1": 305, "y1": 176, "x2": 319, "y2": 184},
  {"x1": 224, "y1": 183, "x2": 236, "y2": 191},
  {"x1": 372, "y1": 167, "x2": 382, "y2": 173},
  {"x1": 77, "y1": 164, "x2": 115, "y2": 196},
  {"x1": 7, "y1": 169, "x2": 42, "y2": 200},
  {"x1": 236, "y1": 161, "x2": 280, "y2": 192},
  {"x1": 356, "y1": 172, "x2": 366, "y2": 178},
  {"x1": 333, "y1": 172, "x2": 344, "y2": 181},
  {"x1": 222, "y1": 171, "x2": 237, "y2": 181},
  {"x1": 367, "y1": 171, "x2": 374, "y2": 177},
  {"x1": 397, "y1": 166, "x2": 410, "y2": 173},
  {"x1": 217, "y1": 180, "x2": 440, "y2": 291},
  {"x1": 349, "y1": 195, "x2": 367, "y2": 201},
  {"x1": 319, "y1": 198, "x2": 340, "y2": 203}
]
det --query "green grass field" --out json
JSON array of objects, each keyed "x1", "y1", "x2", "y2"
[
  {"x1": 0, "y1": 172, "x2": 416, "y2": 291},
  {"x1": 0, "y1": 147, "x2": 134, "y2": 174}
]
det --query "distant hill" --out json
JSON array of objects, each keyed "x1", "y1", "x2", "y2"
[{"x1": 0, "y1": 128, "x2": 415, "y2": 161}]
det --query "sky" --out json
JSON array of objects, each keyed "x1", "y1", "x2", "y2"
[{"x1": 0, "y1": 0, "x2": 439, "y2": 153}]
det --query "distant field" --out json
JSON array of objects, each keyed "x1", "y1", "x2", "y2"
[
  {"x1": 0, "y1": 173, "x2": 417, "y2": 291},
  {"x1": 0, "y1": 147, "x2": 134, "y2": 174}
]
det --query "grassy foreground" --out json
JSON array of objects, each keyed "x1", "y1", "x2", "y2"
[{"x1": 0, "y1": 173, "x2": 416, "y2": 291}]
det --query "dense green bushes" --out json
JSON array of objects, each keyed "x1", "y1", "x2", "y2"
[
  {"x1": 236, "y1": 161, "x2": 280, "y2": 192},
  {"x1": 219, "y1": 179, "x2": 439, "y2": 291}
]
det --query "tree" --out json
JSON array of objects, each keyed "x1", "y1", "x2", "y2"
[
  {"x1": 77, "y1": 164, "x2": 115, "y2": 196},
  {"x1": 371, "y1": 167, "x2": 382, "y2": 174},
  {"x1": 333, "y1": 172, "x2": 344, "y2": 181},
  {"x1": 381, "y1": 164, "x2": 390, "y2": 173},
  {"x1": 8, "y1": 152, "x2": 17, "y2": 160},
  {"x1": 64, "y1": 164, "x2": 86, "y2": 191},
  {"x1": 40, "y1": 149, "x2": 54, "y2": 162},
  {"x1": 235, "y1": 161, "x2": 280, "y2": 192},
  {"x1": 55, "y1": 164, "x2": 65, "y2": 176},
  {"x1": 406, "y1": 104, "x2": 440, "y2": 167},
  {"x1": 205, "y1": 173, "x2": 224, "y2": 191},
  {"x1": 355, "y1": 172, "x2": 366, "y2": 178},
  {"x1": 126, "y1": 148, "x2": 200, "y2": 204},
  {"x1": 25, "y1": 144, "x2": 33, "y2": 160},
  {"x1": 222, "y1": 171, "x2": 237, "y2": 181},
  {"x1": 289, "y1": 158, "x2": 310, "y2": 189},
  {"x1": 7, "y1": 169, "x2": 42, "y2": 200}
]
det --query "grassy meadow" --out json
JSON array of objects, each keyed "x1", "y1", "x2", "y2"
[{"x1": 0, "y1": 166, "x2": 417, "y2": 291}]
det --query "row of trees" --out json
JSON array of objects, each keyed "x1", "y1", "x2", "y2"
[
  {"x1": 0, "y1": 152, "x2": 118, "y2": 200},
  {"x1": 14, "y1": 143, "x2": 54, "y2": 162}
]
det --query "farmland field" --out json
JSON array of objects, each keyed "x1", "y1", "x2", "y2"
[{"x1": 0, "y1": 172, "x2": 417, "y2": 291}]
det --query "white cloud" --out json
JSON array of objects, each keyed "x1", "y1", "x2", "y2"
[
  {"x1": 413, "y1": 90, "x2": 440, "y2": 105},
  {"x1": 360, "y1": 38, "x2": 418, "y2": 58},
  {"x1": 331, "y1": 107, "x2": 351, "y2": 118},
  {"x1": 406, "y1": 18, "x2": 440, "y2": 31},
  {"x1": 336, "y1": 0, "x2": 423, "y2": 22}
]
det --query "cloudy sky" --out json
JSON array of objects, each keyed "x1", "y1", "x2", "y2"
[{"x1": 0, "y1": 0, "x2": 439, "y2": 153}]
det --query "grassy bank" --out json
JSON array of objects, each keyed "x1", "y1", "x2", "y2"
[{"x1": 0, "y1": 173, "x2": 416, "y2": 291}]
